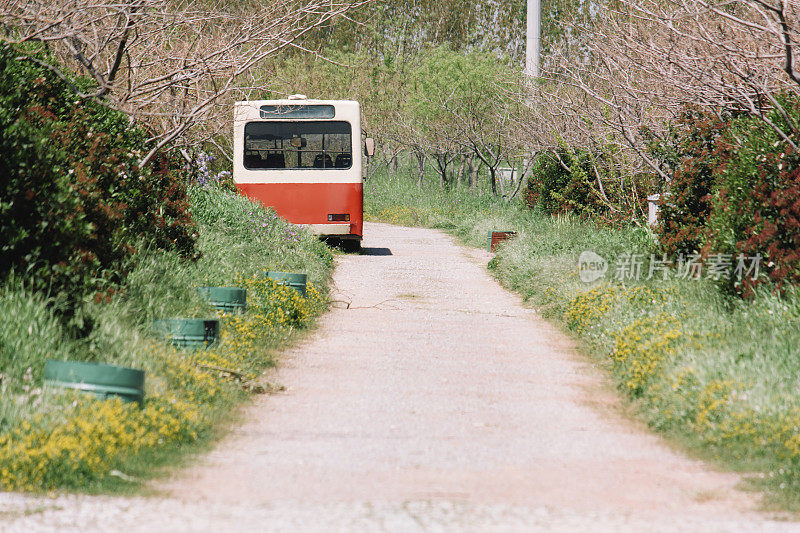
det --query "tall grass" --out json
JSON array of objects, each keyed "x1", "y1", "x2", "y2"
[
  {"x1": 365, "y1": 171, "x2": 526, "y2": 243},
  {"x1": 366, "y1": 168, "x2": 800, "y2": 508}
]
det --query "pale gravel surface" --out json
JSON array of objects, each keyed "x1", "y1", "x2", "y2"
[{"x1": 1, "y1": 222, "x2": 797, "y2": 532}]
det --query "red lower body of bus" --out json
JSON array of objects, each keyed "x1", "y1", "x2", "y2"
[{"x1": 236, "y1": 182, "x2": 363, "y2": 239}]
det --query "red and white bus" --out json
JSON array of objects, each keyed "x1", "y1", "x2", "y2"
[{"x1": 233, "y1": 97, "x2": 371, "y2": 249}]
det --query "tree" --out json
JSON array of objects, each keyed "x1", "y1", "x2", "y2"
[
  {"x1": 0, "y1": 0, "x2": 373, "y2": 164},
  {"x1": 512, "y1": 0, "x2": 800, "y2": 220},
  {"x1": 404, "y1": 47, "x2": 527, "y2": 196}
]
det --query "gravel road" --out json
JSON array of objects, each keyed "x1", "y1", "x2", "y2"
[{"x1": 1, "y1": 222, "x2": 796, "y2": 532}]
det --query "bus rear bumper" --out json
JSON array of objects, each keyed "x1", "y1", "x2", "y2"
[{"x1": 303, "y1": 223, "x2": 354, "y2": 236}]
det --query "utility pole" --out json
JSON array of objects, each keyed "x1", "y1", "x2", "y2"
[
  {"x1": 526, "y1": 0, "x2": 541, "y2": 78},
  {"x1": 523, "y1": 0, "x2": 541, "y2": 188}
]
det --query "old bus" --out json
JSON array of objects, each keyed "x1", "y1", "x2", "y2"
[{"x1": 233, "y1": 97, "x2": 371, "y2": 249}]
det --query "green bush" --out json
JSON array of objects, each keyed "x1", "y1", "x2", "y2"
[
  {"x1": 523, "y1": 149, "x2": 603, "y2": 217},
  {"x1": 522, "y1": 148, "x2": 646, "y2": 223},
  {"x1": 0, "y1": 43, "x2": 196, "y2": 330}
]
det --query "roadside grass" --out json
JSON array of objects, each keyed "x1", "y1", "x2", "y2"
[
  {"x1": 0, "y1": 185, "x2": 333, "y2": 492},
  {"x1": 366, "y1": 168, "x2": 800, "y2": 509}
]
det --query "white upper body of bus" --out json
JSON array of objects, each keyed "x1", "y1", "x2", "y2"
[{"x1": 233, "y1": 98, "x2": 363, "y2": 185}]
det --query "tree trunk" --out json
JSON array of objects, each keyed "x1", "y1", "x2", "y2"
[
  {"x1": 466, "y1": 156, "x2": 474, "y2": 188},
  {"x1": 434, "y1": 154, "x2": 450, "y2": 189},
  {"x1": 469, "y1": 157, "x2": 481, "y2": 189},
  {"x1": 498, "y1": 166, "x2": 508, "y2": 198},
  {"x1": 415, "y1": 151, "x2": 426, "y2": 189},
  {"x1": 456, "y1": 156, "x2": 468, "y2": 188},
  {"x1": 508, "y1": 164, "x2": 526, "y2": 201}
]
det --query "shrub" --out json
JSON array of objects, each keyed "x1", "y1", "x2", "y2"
[
  {"x1": 653, "y1": 109, "x2": 726, "y2": 257},
  {"x1": 0, "y1": 42, "x2": 196, "y2": 330},
  {"x1": 651, "y1": 98, "x2": 800, "y2": 296},
  {"x1": 707, "y1": 95, "x2": 800, "y2": 295},
  {"x1": 739, "y1": 166, "x2": 800, "y2": 293},
  {"x1": 524, "y1": 149, "x2": 606, "y2": 218},
  {"x1": 523, "y1": 148, "x2": 646, "y2": 223}
]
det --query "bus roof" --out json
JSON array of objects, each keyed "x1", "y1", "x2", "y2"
[
  {"x1": 234, "y1": 99, "x2": 360, "y2": 122},
  {"x1": 235, "y1": 99, "x2": 358, "y2": 107}
]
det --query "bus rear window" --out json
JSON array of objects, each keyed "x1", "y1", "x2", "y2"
[{"x1": 243, "y1": 121, "x2": 352, "y2": 170}]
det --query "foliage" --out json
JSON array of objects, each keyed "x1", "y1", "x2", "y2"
[
  {"x1": 708, "y1": 96, "x2": 800, "y2": 295},
  {"x1": 402, "y1": 46, "x2": 524, "y2": 192},
  {"x1": 307, "y1": 0, "x2": 526, "y2": 59},
  {"x1": 524, "y1": 149, "x2": 600, "y2": 217},
  {"x1": 306, "y1": 0, "x2": 587, "y2": 65},
  {"x1": 739, "y1": 166, "x2": 800, "y2": 294},
  {"x1": 267, "y1": 44, "x2": 525, "y2": 195},
  {"x1": 525, "y1": 0, "x2": 800, "y2": 243},
  {"x1": 405, "y1": 47, "x2": 515, "y2": 129},
  {"x1": 650, "y1": 97, "x2": 800, "y2": 295},
  {"x1": 522, "y1": 148, "x2": 644, "y2": 222},
  {"x1": 652, "y1": 109, "x2": 725, "y2": 257},
  {"x1": 560, "y1": 279, "x2": 800, "y2": 497},
  {"x1": 0, "y1": 43, "x2": 196, "y2": 330}
]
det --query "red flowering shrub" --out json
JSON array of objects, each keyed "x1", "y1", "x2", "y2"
[
  {"x1": 650, "y1": 97, "x2": 800, "y2": 296},
  {"x1": 654, "y1": 109, "x2": 727, "y2": 257},
  {"x1": 706, "y1": 94, "x2": 800, "y2": 296},
  {"x1": 734, "y1": 158, "x2": 800, "y2": 295}
]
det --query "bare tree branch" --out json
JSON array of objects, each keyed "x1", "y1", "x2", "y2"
[{"x1": 0, "y1": 0, "x2": 374, "y2": 164}]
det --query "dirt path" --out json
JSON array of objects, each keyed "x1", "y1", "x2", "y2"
[{"x1": 1, "y1": 223, "x2": 794, "y2": 531}]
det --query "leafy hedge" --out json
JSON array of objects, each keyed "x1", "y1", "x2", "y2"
[
  {"x1": 523, "y1": 149, "x2": 608, "y2": 218},
  {"x1": 0, "y1": 43, "x2": 196, "y2": 331},
  {"x1": 523, "y1": 148, "x2": 647, "y2": 224},
  {"x1": 652, "y1": 96, "x2": 800, "y2": 295},
  {"x1": 710, "y1": 97, "x2": 800, "y2": 295}
]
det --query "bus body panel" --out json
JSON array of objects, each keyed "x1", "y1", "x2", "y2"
[
  {"x1": 233, "y1": 99, "x2": 364, "y2": 241},
  {"x1": 235, "y1": 182, "x2": 363, "y2": 238}
]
